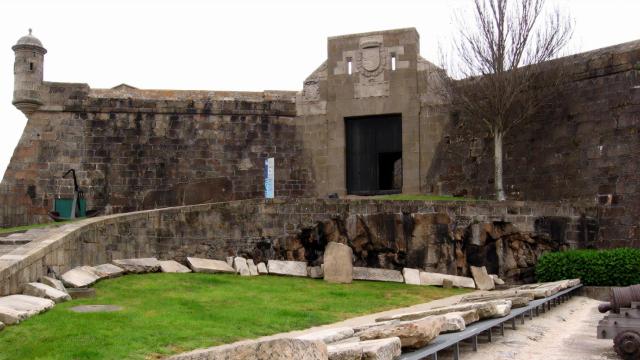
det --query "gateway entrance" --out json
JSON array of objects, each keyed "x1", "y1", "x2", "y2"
[{"x1": 346, "y1": 114, "x2": 402, "y2": 195}]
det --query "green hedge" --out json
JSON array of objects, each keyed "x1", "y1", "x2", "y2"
[{"x1": 536, "y1": 248, "x2": 640, "y2": 286}]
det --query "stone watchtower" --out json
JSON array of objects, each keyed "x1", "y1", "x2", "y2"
[{"x1": 12, "y1": 29, "x2": 47, "y2": 115}]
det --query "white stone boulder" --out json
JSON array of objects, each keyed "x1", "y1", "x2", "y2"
[
  {"x1": 23, "y1": 282, "x2": 71, "y2": 303},
  {"x1": 360, "y1": 315, "x2": 445, "y2": 349},
  {"x1": 419, "y1": 271, "x2": 476, "y2": 289},
  {"x1": 93, "y1": 264, "x2": 125, "y2": 278},
  {"x1": 257, "y1": 262, "x2": 269, "y2": 274},
  {"x1": 159, "y1": 260, "x2": 192, "y2": 273},
  {"x1": 168, "y1": 338, "x2": 328, "y2": 360},
  {"x1": 40, "y1": 276, "x2": 67, "y2": 293},
  {"x1": 402, "y1": 268, "x2": 421, "y2": 285},
  {"x1": 297, "y1": 327, "x2": 355, "y2": 344},
  {"x1": 187, "y1": 257, "x2": 235, "y2": 273},
  {"x1": 308, "y1": 266, "x2": 324, "y2": 279},
  {"x1": 323, "y1": 242, "x2": 353, "y2": 284},
  {"x1": 233, "y1": 257, "x2": 251, "y2": 276},
  {"x1": 112, "y1": 258, "x2": 161, "y2": 273},
  {"x1": 0, "y1": 305, "x2": 28, "y2": 325},
  {"x1": 470, "y1": 266, "x2": 495, "y2": 290},
  {"x1": 267, "y1": 260, "x2": 308, "y2": 277},
  {"x1": 352, "y1": 267, "x2": 404, "y2": 283},
  {"x1": 247, "y1": 259, "x2": 259, "y2": 276},
  {"x1": 61, "y1": 267, "x2": 100, "y2": 288},
  {"x1": 440, "y1": 312, "x2": 467, "y2": 333},
  {"x1": 0, "y1": 295, "x2": 55, "y2": 318},
  {"x1": 328, "y1": 337, "x2": 401, "y2": 360},
  {"x1": 490, "y1": 274, "x2": 505, "y2": 285}
]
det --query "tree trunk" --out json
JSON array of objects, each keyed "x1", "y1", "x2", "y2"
[{"x1": 494, "y1": 131, "x2": 506, "y2": 201}]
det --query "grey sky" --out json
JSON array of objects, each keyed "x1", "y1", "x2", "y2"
[{"x1": 0, "y1": 0, "x2": 638, "y2": 179}]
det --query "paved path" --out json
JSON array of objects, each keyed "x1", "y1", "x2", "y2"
[{"x1": 438, "y1": 296, "x2": 617, "y2": 360}]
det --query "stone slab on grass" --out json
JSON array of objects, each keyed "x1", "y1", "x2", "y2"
[
  {"x1": 70, "y1": 305, "x2": 123, "y2": 313},
  {"x1": 360, "y1": 315, "x2": 445, "y2": 350},
  {"x1": 470, "y1": 266, "x2": 495, "y2": 290},
  {"x1": 112, "y1": 258, "x2": 161, "y2": 273},
  {"x1": 352, "y1": 267, "x2": 404, "y2": 283},
  {"x1": 233, "y1": 257, "x2": 251, "y2": 276},
  {"x1": 247, "y1": 259, "x2": 259, "y2": 276},
  {"x1": 23, "y1": 282, "x2": 71, "y2": 303},
  {"x1": 40, "y1": 276, "x2": 67, "y2": 293},
  {"x1": 297, "y1": 327, "x2": 355, "y2": 344},
  {"x1": 169, "y1": 338, "x2": 328, "y2": 360},
  {"x1": 93, "y1": 264, "x2": 125, "y2": 278},
  {"x1": 419, "y1": 271, "x2": 476, "y2": 289},
  {"x1": 323, "y1": 242, "x2": 353, "y2": 284},
  {"x1": 308, "y1": 266, "x2": 324, "y2": 279},
  {"x1": 0, "y1": 305, "x2": 27, "y2": 325},
  {"x1": 187, "y1": 257, "x2": 235, "y2": 273},
  {"x1": 257, "y1": 262, "x2": 268, "y2": 274},
  {"x1": 402, "y1": 268, "x2": 421, "y2": 285},
  {"x1": 159, "y1": 260, "x2": 192, "y2": 273},
  {"x1": 61, "y1": 267, "x2": 100, "y2": 288},
  {"x1": 0, "y1": 295, "x2": 55, "y2": 318},
  {"x1": 267, "y1": 260, "x2": 308, "y2": 277}
]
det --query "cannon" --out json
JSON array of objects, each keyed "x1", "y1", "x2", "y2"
[{"x1": 597, "y1": 285, "x2": 640, "y2": 359}]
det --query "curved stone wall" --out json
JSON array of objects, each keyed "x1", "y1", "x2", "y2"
[{"x1": 0, "y1": 198, "x2": 585, "y2": 296}]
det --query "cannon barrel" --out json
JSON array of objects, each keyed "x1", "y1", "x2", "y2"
[{"x1": 599, "y1": 284, "x2": 640, "y2": 313}]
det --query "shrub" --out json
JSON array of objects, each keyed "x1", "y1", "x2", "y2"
[{"x1": 535, "y1": 248, "x2": 640, "y2": 286}]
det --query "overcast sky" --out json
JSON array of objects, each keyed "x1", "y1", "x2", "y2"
[{"x1": 0, "y1": 0, "x2": 639, "y2": 180}]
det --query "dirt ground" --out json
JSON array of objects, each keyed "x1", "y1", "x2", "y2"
[{"x1": 438, "y1": 296, "x2": 618, "y2": 360}]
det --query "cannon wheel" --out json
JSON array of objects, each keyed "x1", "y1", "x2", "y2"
[{"x1": 614, "y1": 330, "x2": 640, "y2": 359}]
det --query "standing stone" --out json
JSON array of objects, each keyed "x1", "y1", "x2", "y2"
[
  {"x1": 360, "y1": 315, "x2": 445, "y2": 349},
  {"x1": 402, "y1": 268, "x2": 421, "y2": 285},
  {"x1": 247, "y1": 259, "x2": 259, "y2": 276},
  {"x1": 168, "y1": 338, "x2": 328, "y2": 360},
  {"x1": 187, "y1": 257, "x2": 235, "y2": 273},
  {"x1": 112, "y1": 258, "x2": 161, "y2": 273},
  {"x1": 308, "y1": 266, "x2": 324, "y2": 279},
  {"x1": 470, "y1": 266, "x2": 495, "y2": 291},
  {"x1": 267, "y1": 260, "x2": 308, "y2": 277},
  {"x1": 352, "y1": 267, "x2": 403, "y2": 283},
  {"x1": 226, "y1": 256, "x2": 234, "y2": 267},
  {"x1": 159, "y1": 260, "x2": 192, "y2": 273},
  {"x1": 40, "y1": 276, "x2": 67, "y2": 293},
  {"x1": 323, "y1": 242, "x2": 353, "y2": 284},
  {"x1": 23, "y1": 282, "x2": 71, "y2": 303},
  {"x1": 233, "y1": 257, "x2": 251, "y2": 276},
  {"x1": 61, "y1": 267, "x2": 100, "y2": 288},
  {"x1": 93, "y1": 264, "x2": 125, "y2": 278},
  {"x1": 257, "y1": 262, "x2": 269, "y2": 274}
]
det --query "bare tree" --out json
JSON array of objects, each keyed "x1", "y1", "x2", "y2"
[{"x1": 445, "y1": 0, "x2": 572, "y2": 200}]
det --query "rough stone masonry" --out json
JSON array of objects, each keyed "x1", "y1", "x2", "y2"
[{"x1": 2, "y1": 28, "x2": 639, "y2": 248}]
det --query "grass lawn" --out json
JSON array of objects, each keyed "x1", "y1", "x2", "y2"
[
  {"x1": 0, "y1": 273, "x2": 468, "y2": 360},
  {"x1": 0, "y1": 220, "x2": 76, "y2": 235}
]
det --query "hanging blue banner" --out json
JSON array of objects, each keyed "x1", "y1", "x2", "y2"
[{"x1": 264, "y1": 157, "x2": 274, "y2": 199}]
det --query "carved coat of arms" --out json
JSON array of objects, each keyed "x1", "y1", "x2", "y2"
[{"x1": 356, "y1": 39, "x2": 386, "y2": 78}]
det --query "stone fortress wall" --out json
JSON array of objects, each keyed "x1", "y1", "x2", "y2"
[
  {"x1": 0, "y1": 198, "x2": 585, "y2": 296},
  {"x1": 1, "y1": 28, "x2": 639, "y2": 247}
]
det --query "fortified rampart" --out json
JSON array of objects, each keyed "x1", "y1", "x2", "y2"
[
  {"x1": 0, "y1": 198, "x2": 585, "y2": 295},
  {"x1": 1, "y1": 28, "x2": 639, "y2": 248}
]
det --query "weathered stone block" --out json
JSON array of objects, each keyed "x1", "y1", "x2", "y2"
[
  {"x1": 187, "y1": 257, "x2": 235, "y2": 273},
  {"x1": 297, "y1": 327, "x2": 355, "y2": 344},
  {"x1": 353, "y1": 267, "x2": 403, "y2": 283},
  {"x1": 169, "y1": 338, "x2": 328, "y2": 360},
  {"x1": 402, "y1": 268, "x2": 421, "y2": 285},
  {"x1": 267, "y1": 260, "x2": 308, "y2": 277},
  {"x1": 257, "y1": 262, "x2": 268, "y2": 274},
  {"x1": 308, "y1": 266, "x2": 324, "y2": 279},
  {"x1": 470, "y1": 266, "x2": 495, "y2": 290},
  {"x1": 23, "y1": 282, "x2": 71, "y2": 303},
  {"x1": 360, "y1": 315, "x2": 445, "y2": 349},
  {"x1": 323, "y1": 242, "x2": 353, "y2": 284},
  {"x1": 419, "y1": 271, "x2": 475, "y2": 289},
  {"x1": 233, "y1": 257, "x2": 251, "y2": 276},
  {"x1": 40, "y1": 276, "x2": 67, "y2": 293},
  {"x1": 328, "y1": 337, "x2": 401, "y2": 360},
  {"x1": 93, "y1": 263, "x2": 125, "y2": 278},
  {"x1": 61, "y1": 267, "x2": 100, "y2": 288},
  {"x1": 247, "y1": 259, "x2": 259, "y2": 276},
  {"x1": 112, "y1": 258, "x2": 161, "y2": 273},
  {"x1": 159, "y1": 260, "x2": 192, "y2": 273},
  {"x1": 0, "y1": 295, "x2": 55, "y2": 318}
]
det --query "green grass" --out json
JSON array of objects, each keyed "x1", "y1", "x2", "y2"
[
  {"x1": 0, "y1": 273, "x2": 468, "y2": 360},
  {"x1": 374, "y1": 194, "x2": 476, "y2": 201},
  {"x1": 0, "y1": 220, "x2": 76, "y2": 235}
]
